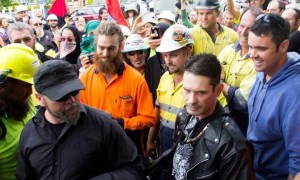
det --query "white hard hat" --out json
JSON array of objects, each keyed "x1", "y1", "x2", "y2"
[
  {"x1": 141, "y1": 12, "x2": 157, "y2": 25},
  {"x1": 123, "y1": 4, "x2": 138, "y2": 19},
  {"x1": 47, "y1": 14, "x2": 58, "y2": 21},
  {"x1": 119, "y1": 25, "x2": 131, "y2": 37},
  {"x1": 123, "y1": 34, "x2": 149, "y2": 53},
  {"x1": 16, "y1": 5, "x2": 28, "y2": 13},
  {"x1": 156, "y1": 24, "x2": 194, "y2": 53},
  {"x1": 157, "y1": 10, "x2": 176, "y2": 24}
]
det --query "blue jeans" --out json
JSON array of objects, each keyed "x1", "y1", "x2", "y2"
[{"x1": 159, "y1": 124, "x2": 174, "y2": 156}]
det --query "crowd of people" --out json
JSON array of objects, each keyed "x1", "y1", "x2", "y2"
[{"x1": 0, "y1": 0, "x2": 300, "y2": 179}]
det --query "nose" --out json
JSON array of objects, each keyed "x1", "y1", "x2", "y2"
[
  {"x1": 65, "y1": 94, "x2": 76, "y2": 104},
  {"x1": 20, "y1": 41, "x2": 27, "y2": 46},
  {"x1": 240, "y1": 27, "x2": 248, "y2": 37},
  {"x1": 186, "y1": 93, "x2": 197, "y2": 105},
  {"x1": 248, "y1": 48, "x2": 257, "y2": 59},
  {"x1": 102, "y1": 49, "x2": 109, "y2": 57},
  {"x1": 163, "y1": 55, "x2": 171, "y2": 65}
]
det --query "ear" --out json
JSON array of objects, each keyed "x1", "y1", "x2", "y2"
[
  {"x1": 214, "y1": 83, "x2": 224, "y2": 97},
  {"x1": 125, "y1": 53, "x2": 130, "y2": 59},
  {"x1": 279, "y1": 39, "x2": 289, "y2": 53},
  {"x1": 297, "y1": 19, "x2": 300, "y2": 28},
  {"x1": 35, "y1": 93, "x2": 45, "y2": 107},
  {"x1": 185, "y1": 45, "x2": 193, "y2": 59}
]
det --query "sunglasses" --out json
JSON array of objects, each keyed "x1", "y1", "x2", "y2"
[
  {"x1": 255, "y1": 14, "x2": 285, "y2": 33},
  {"x1": 57, "y1": 90, "x2": 79, "y2": 102},
  {"x1": 0, "y1": 69, "x2": 11, "y2": 85},
  {"x1": 61, "y1": 36, "x2": 76, "y2": 42},
  {"x1": 33, "y1": 23, "x2": 43, "y2": 27},
  {"x1": 127, "y1": 50, "x2": 143, "y2": 56}
]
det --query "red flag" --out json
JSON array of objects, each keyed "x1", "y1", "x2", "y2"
[
  {"x1": 105, "y1": 0, "x2": 129, "y2": 27},
  {"x1": 48, "y1": 0, "x2": 68, "y2": 17}
]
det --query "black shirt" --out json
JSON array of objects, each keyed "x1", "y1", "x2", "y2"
[{"x1": 16, "y1": 104, "x2": 143, "y2": 180}]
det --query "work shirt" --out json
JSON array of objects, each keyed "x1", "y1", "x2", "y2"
[
  {"x1": 80, "y1": 62, "x2": 155, "y2": 155},
  {"x1": 156, "y1": 72, "x2": 185, "y2": 130},
  {"x1": 80, "y1": 62, "x2": 155, "y2": 130},
  {"x1": 190, "y1": 24, "x2": 238, "y2": 56},
  {"x1": 0, "y1": 100, "x2": 36, "y2": 180},
  {"x1": 218, "y1": 42, "x2": 256, "y2": 106}
]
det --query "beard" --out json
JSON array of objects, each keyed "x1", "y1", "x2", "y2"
[
  {"x1": 0, "y1": 94, "x2": 30, "y2": 120},
  {"x1": 94, "y1": 50, "x2": 122, "y2": 74},
  {"x1": 46, "y1": 102, "x2": 81, "y2": 126}
]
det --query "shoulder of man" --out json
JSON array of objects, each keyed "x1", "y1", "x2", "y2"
[{"x1": 219, "y1": 115, "x2": 250, "y2": 151}]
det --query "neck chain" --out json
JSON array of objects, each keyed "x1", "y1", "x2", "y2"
[{"x1": 185, "y1": 123, "x2": 210, "y2": 143}]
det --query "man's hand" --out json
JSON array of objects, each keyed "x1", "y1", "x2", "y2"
[
  {"x1": 22, "y1": 16, "x2": 30, "y2": 24},
  {"x1": 80, "y1": 55, "x2": 92, "y2": 69},
  {"x1": 148, "y1": 33, "x2": 161, "y2": 51},
  {"x1": 146, "y1": 140, "x2": 158, "y2": 159}
]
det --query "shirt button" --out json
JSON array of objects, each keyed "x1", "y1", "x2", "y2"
[
  {"x1": 214, "y1": 138, "x2": 219, "y2": 142},
  {"x1": 204, "y1": 153, "x2": 209, "y2": 158},
  {"x1": 225, "y1": 122, "x2": 229, "y2": 126},
  {"x1": 179, "y1": 112, "x2": 182, "y2": 115}
]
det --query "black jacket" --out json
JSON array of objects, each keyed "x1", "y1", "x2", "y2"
[
  {"x1": 16, "y1": 104, "x2": 144, "y2": 180},
  {"x1": 147, "y1": 103, "x2": 254, "y2": 180}
]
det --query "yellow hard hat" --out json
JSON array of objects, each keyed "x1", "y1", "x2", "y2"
[{"x1": 0, "y1": 43, "x2": 40, "y2": 84}]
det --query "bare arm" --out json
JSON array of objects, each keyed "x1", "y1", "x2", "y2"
[
  {"x1": 147, "y1": 107, "x2": 160, "y2": 156},
  {"x1": 227, "y1": 0, "x2": 241, "y2": 21}
]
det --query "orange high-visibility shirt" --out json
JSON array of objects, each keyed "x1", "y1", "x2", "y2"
[{"x1": 80, "y1": 62, "x2": 155, "y2": 130}]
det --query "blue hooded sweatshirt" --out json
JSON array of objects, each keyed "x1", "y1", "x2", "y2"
[{"x1": 247, "y1": 52, "x2": 300, "y2": 179}]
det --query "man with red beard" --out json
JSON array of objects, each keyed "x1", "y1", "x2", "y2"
[
  {"x1": 80, "y1": 22, "x2": 155, "y2": 158},
  {"x1": 16, "y1": 60, "x2": 143, "y2": 179},
  {"x1": 0, "y1": 43, "x2": 40, "y2": 180}
]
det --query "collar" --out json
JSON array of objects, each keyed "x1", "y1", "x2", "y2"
[
  {"x1": 32, "y1": 104, "x2": 87, "y2": 126},
  {"x1": 232, "y1": 42, "x2": 250, "y2": 60},
  {"x1": 94, "y1": 61, "x2": 126, "y2": 76}
]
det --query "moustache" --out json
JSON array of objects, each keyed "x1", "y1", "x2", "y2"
[{"x1": 64, "y1": 103, "x2": 79, "y2": 111}]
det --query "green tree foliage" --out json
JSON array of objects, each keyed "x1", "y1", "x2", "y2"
[{"x1": 0, "y1": 0, "x2": 11, "y2": 8}]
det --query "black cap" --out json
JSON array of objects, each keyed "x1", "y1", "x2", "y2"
[
  {"x1": 195, "y1": 0, "x2": 220, "y2": 9},
  {"x1": 175, "y1": 2, "x2": 181, "y2": 10},
  {"x1": 34, "y1": 60, "x2": 85, "y2": 101}
]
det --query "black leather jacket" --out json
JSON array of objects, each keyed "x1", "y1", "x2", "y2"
[{"x1": 147, "y1": 104, "x2": 255, "y2": 180}]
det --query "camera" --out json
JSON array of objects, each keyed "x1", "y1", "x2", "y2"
[
  {"x1": 151, "y1": 26, "x2": 160, "y2": 39},
  {"x1": 86, "y1": 53, "x2": 94, "y2": 63}
]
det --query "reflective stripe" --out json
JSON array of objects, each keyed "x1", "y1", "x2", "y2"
[
  {"x1": 161, "y1": 117, "x2": 175, "y2": 129},
  {"x1": 160, "y1": 103, "x2": 183, "y2": 115}
]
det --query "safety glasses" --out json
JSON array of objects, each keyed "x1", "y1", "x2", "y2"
[{"x1": 127, "y1": 50, "x2": 143, "y2": 56}]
